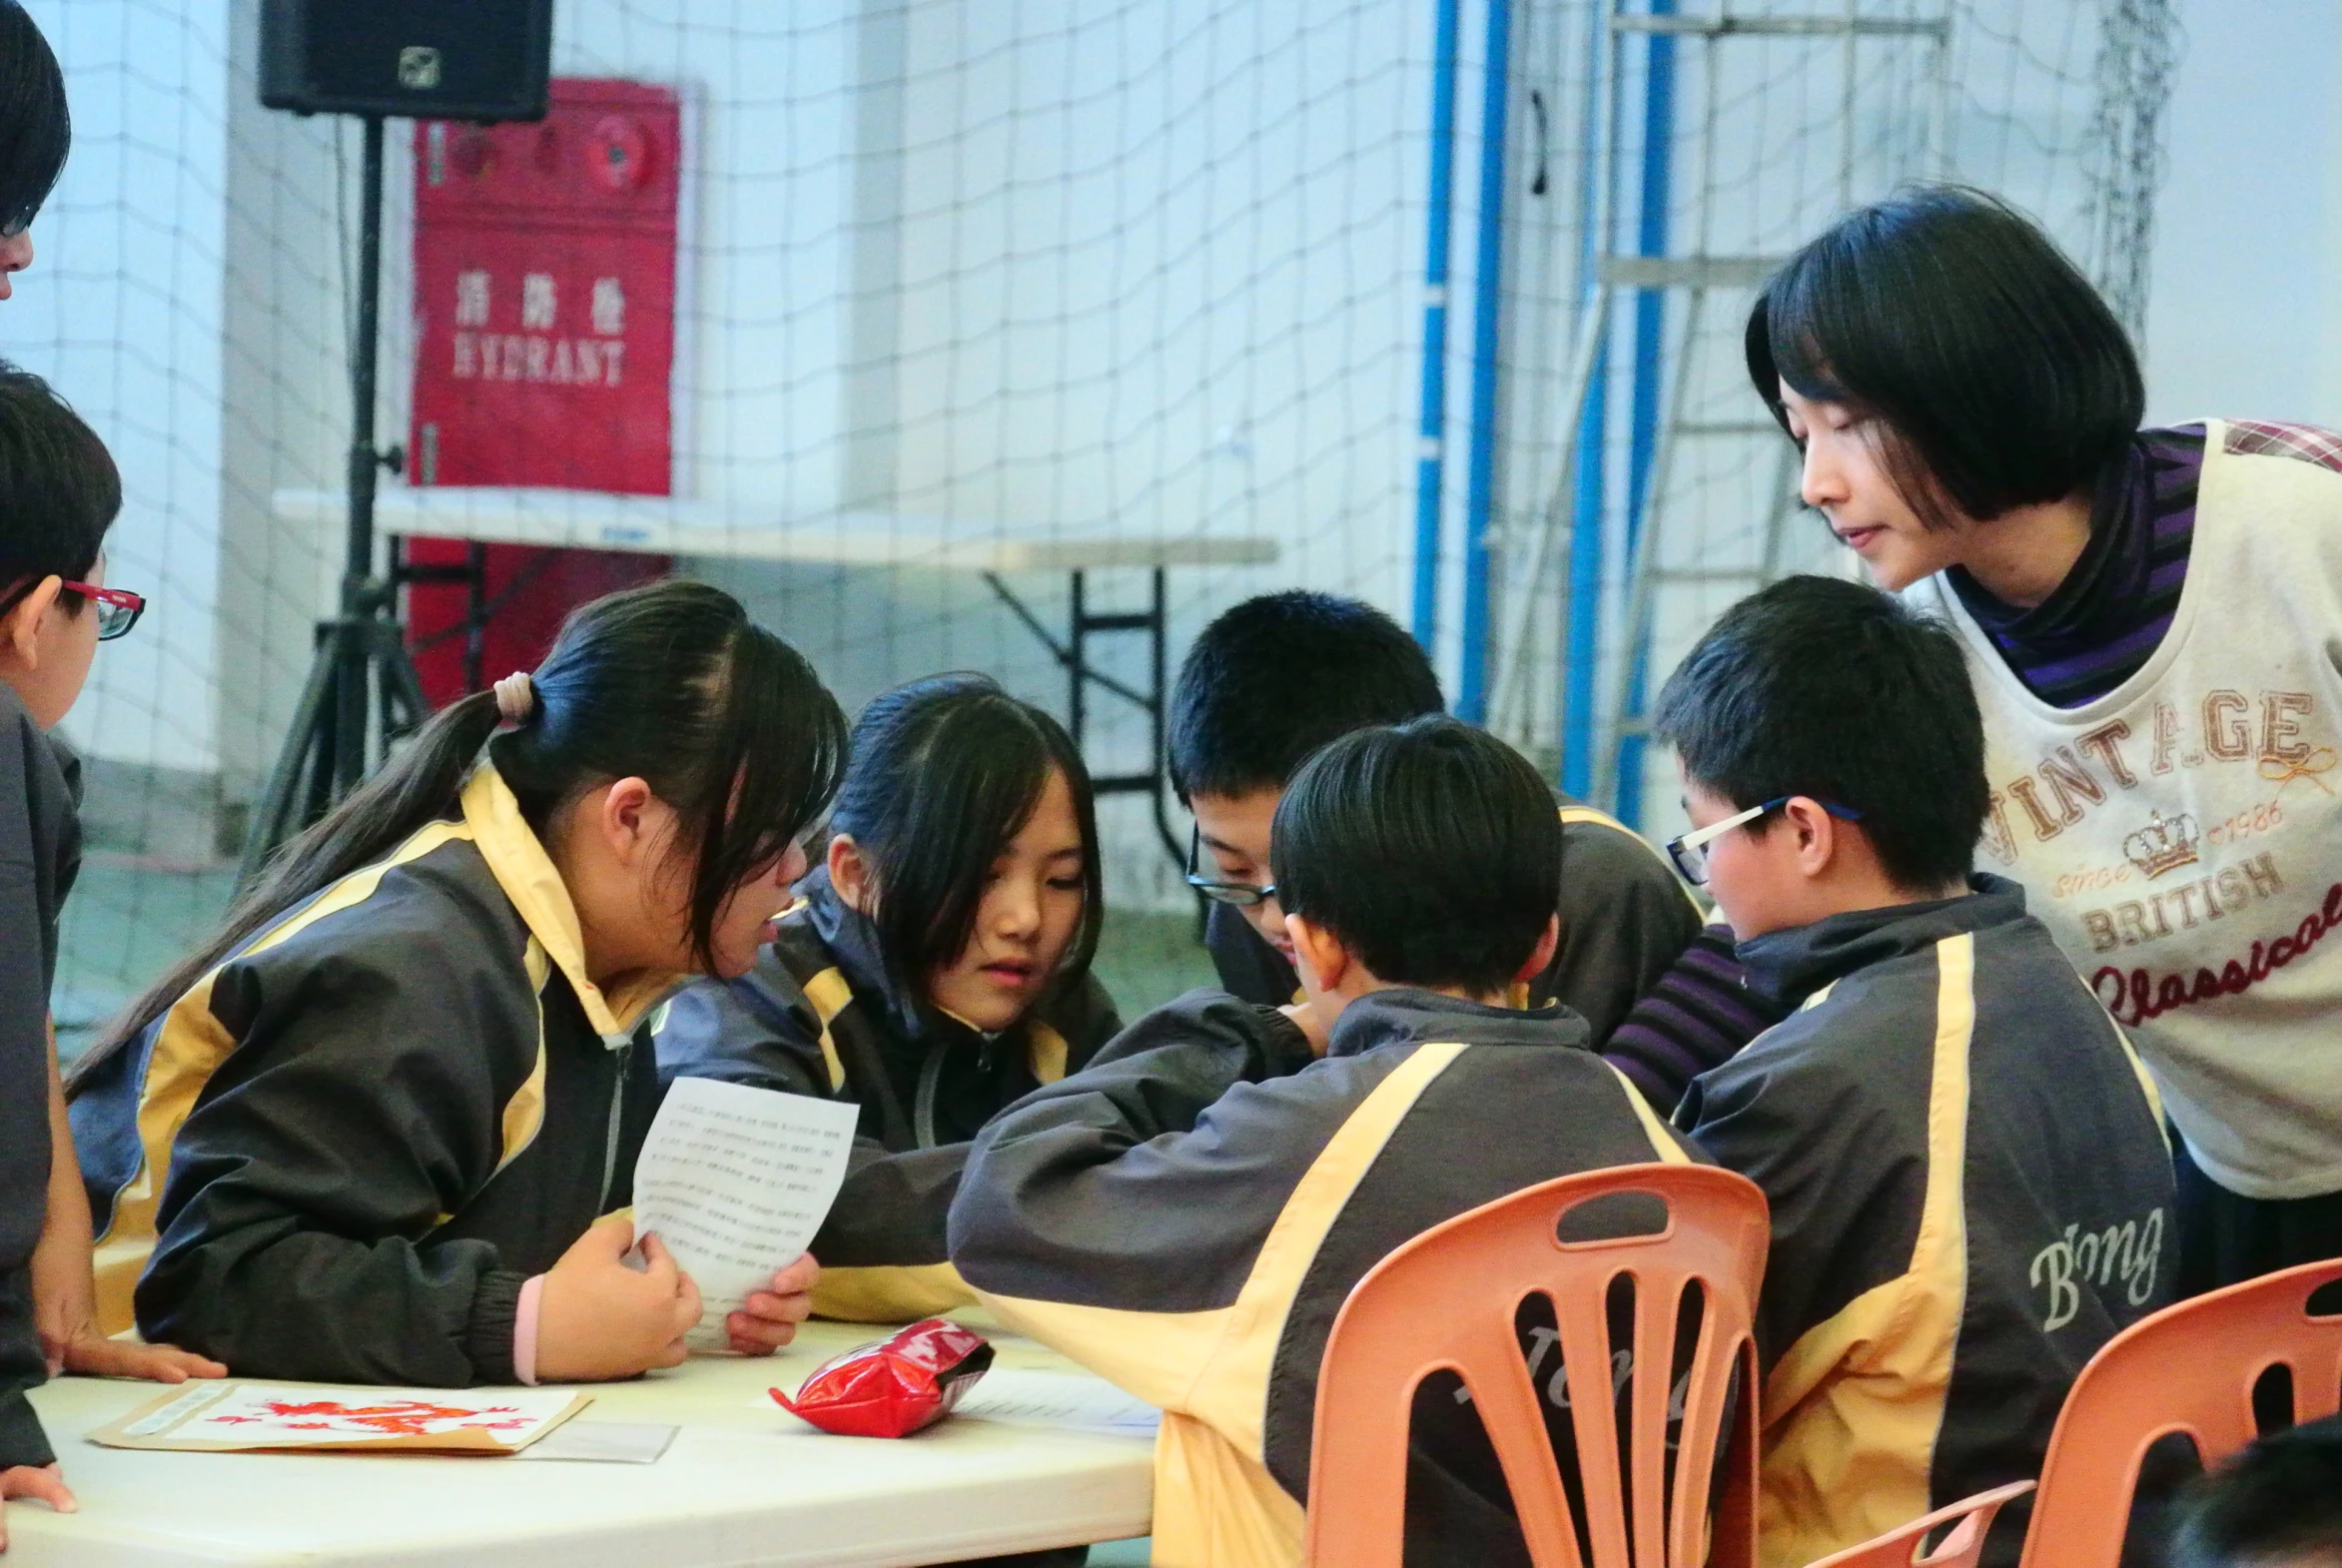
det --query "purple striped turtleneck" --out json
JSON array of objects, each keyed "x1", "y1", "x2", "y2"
[{"x1": 1948, "y1": 425, "x2": 2207, "y2": 709}]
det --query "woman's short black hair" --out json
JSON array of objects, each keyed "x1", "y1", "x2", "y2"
[
  {"x1": 1271, "y1": 715, "x2": 1559, "y2": 996},
  {"x1": 0, "y1": 1, "x2": 68, "y2": 237},
  {"x1": 832, "y1": 672, "x2": 1103, "y2": 998},
  {"x1": 1170, "y1": 590, "x2": 1444, "y2": 801},
  {"x1": 1654, "y1": 574, "x2": 1986, "y2": 893},
  {"x1": 0, "y1": 361, "x2": 123, "y2": 624},
  {"x1": 1747, "y1": 185, "x2": 2142, "y2": 529}
]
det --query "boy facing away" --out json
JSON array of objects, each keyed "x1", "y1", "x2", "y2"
[
  {"x1": 1661, "y1": 576, "x2": 2174, "y2": 1568},
  {"x1": 948, "y1": 716, "x2": 1704, "y2": 1568},
  {"x1": 1170, "y1": 590, "x2": 1715, "y2": 1046}
]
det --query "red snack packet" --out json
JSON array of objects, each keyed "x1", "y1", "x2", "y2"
[{"x1": 769, "y1": 1319, "x2": 995, "y2": 1438}]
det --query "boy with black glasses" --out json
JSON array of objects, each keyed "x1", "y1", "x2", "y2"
[
  {"x1": 1170, "y1": 589, "x2": 1710, "y2": 1047},
  {"x1": 0, "y1": 362, "x2": 208, "y2": 1542},
  {"x1": 1659, "y1": 575, "x2": 2172, "y2": 1568}
]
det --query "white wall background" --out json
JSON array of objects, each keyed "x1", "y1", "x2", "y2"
[{"x1": 2143, "y1": 0, "x2": 2342, "y2": 426}]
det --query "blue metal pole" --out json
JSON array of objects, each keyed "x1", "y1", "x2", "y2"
[
  {"x1": 1561, "y1": 1, "x2": 1614, "y2": 798},
  {"x1": 1410, "y1": 0, "x2": 1464, "y2": 651},
  {"x1": 1454, "y1": 0, "x2": 1514, "y2": 723},
  {"x1": 1613, "y1": 0, "x2": 1674, "y2": 827}
]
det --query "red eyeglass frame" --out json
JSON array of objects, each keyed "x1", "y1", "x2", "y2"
[{"x1": 56, "y1": 580, "x2": 146, "y2": 640}]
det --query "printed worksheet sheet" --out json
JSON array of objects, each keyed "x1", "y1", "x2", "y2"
[
  {"x1": 632, "y1": 1077, "x2": 860, "y2": 1352},
  {"x1": 89, "y1": 1381, "x2": 589, "y2": 1454},
  {"x1": 958, "y1": 1370, "x2": 1162, "y2": 1437}
]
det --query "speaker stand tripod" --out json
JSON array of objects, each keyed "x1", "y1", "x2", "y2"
[{"x1": 238, "y1": 115, "x2": 432, "y2": 883}]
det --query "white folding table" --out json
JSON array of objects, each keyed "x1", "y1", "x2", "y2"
[
  {"x1": 272, "y1": 487, "x2": 1280, "y2": 865},
  {"x1": 10, "y1": 1320, "x2": 1155, "y2": 1567}
]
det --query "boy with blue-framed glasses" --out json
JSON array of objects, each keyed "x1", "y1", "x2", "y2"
[{"x1": 1659, "y1": 574, "x2": 2172, "y2": 1568}]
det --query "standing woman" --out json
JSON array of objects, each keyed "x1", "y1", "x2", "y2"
[{"x1": 1747, "y1": 185, "x2": 2342, "y2": 1291}]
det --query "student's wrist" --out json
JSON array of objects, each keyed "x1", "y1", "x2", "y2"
[
  {"x1": 0, "y1": 1391, "x2": 56, "y2": 1472},
  {"x1": 512, "y1": 1274, "x2": 547, "y2": 1386},
  {"x1": 1256, "y1": 1006, "x2": 1319, "y2": 1073},
  {"x1": 461, "y1": 1267, "x2": 530, "y2": 1385}
]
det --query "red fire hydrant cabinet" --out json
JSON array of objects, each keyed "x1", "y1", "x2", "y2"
[{"x1": 403, "y1": 77, "x2": 679, "y2": 705}]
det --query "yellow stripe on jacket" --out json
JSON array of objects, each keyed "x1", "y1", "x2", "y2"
[
  {"x1": 94, "y1": 819, "x2": 474, "y2": 1334},
  {"x1": 976, "y1": 1043, "x2": 1470, "y2": 1568},
  {"x1": 1754, "y1": 932, "x2": 1976, "y2": 1566}
]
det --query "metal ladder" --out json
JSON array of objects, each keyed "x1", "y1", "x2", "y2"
[{"x1": 1485, "y1": 0, "x2": 1951, "y2": 822}]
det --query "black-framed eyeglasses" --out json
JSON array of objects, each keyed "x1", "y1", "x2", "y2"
[
  {"x1": 1184, "y1": 825, "x2": 1276, "y2": 908},
  {"x1": 58, "y1": 581, "x2": 146, "y2": 641},
  {"x1": 1665, "y1": 795, "x2": 1863, "y2": 886}
]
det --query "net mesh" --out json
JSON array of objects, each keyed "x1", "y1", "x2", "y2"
[{"x1": 23, "y1": 0, "x2": 2174, "y2": 1052}]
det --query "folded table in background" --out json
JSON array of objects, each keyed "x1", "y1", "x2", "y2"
[
  {"x1": 273, "y1": 484, "x2": 1282, "y2": 869},
  {"x1": 10, "y1": 1319, "x2": 1156, "y2": 1568}
]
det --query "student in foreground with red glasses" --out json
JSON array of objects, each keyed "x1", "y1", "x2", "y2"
[
  {"x1": 0, "y1": 360, "x2": 215, "y2": 1549},
  {"x1": 1661, "y1": 575, "x2": 2173, "y2": 1568}
]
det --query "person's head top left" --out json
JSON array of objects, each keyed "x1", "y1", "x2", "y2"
[{"x1": 0, "y1": 0, "x2": 69, "y2": 297}]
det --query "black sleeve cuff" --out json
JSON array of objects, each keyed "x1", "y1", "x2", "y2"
[
  {"x1": 461, "y1": 1268, "x2": 529, "y2": 1386},
  {"x1": 0, "y1": 1387, "x2": 55, "y2": 1471},
  {"x1": 1251, "y1": 1006, "x2": 1318, "y2": 1078}
]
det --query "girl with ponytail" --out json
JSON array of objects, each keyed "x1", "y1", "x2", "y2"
[{"x1": 67, "y1": 580, "x2": 847, "y2": 1387}]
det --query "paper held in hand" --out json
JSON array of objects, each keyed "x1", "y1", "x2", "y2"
[
  {"x1": 631, "y1": 1077, "x2": 861, "y2": 1352},
  {"x1": 89, "y1": 1380, "x2": 590, "y2": 1455}
]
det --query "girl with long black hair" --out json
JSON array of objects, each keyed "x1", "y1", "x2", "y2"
[
  {"x1": 1749, "y1": 185, "x2": 2342, "y2": 1293},
  {"x1": 67, "y1": 580, "x2": 849, "y2": 1385},
  {"x1": 656, "y1": 672, "x2": 1121, "y2": 1319}
]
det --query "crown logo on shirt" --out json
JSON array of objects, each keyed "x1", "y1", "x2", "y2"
[{"x1": 2122, "y1": 811, "x2": 2201, "y2": 880}]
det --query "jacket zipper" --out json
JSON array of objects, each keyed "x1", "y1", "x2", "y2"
[
  {"x1": 913, "y1": 1040, "x2": 947, "y2": 1151},
  {"x1": 599, "y1": 1037, "x2": 632, "y2": 1209}
]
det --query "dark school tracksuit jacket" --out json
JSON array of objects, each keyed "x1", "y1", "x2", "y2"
[
  {"x1": 1205, "y1": 796, "x2": 1708, "y2": 1044},
  {"x1": 69, "y1": 766, "x2": 674, "y2": 1385},
  {"x1": 1677, "y1": 877, "x2": 2175, "y2": 1568},
  {"x1": 948, "y1": 988, "x2": 1703, "y2": 1568},
  {"x1": 0, "y1": 687, "x2": 78, "y2": 1469},
  {"x1": 653, "y1": 867, "x2": 1122, "y2": 1321}
]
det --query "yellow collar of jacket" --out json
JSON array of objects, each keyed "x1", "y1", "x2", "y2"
[{"x1": 459, "y1": 765, "x2": 684, "y2": 1044}]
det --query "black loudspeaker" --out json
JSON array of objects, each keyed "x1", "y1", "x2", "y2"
[{"x1": 259, "y1": 0, "x2": 553, "y2": 123}]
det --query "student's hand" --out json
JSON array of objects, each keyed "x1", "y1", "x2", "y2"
[
  {"x1": 0, "y1": 1464, "x2": 75, "y2": 1551},
  {"x1": 30, "y1": 1036, "x2": 224, "y2": 1386},
  {"x1": 534, "y1": 1215, "x2": 702, "y2": 1383},
  {"x1": 1278, "y1": 1000, "x2": 1331, "y2": 1058},
  {"x1": 726, "y1": 1252, "x2": 820, "y2": 1355},
  {"x1": 45, "y1": 1321, "x2": 226, "y2": 1385}
]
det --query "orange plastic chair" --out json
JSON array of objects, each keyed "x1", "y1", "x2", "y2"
[
  {"x1": 1804, "y1": 1480, "x2": 2036, "y2": 1568},
  {"x1": 1302, "y1": 1163, "x2": 1770, "y2": 1568},
  {"x1": 2017, "y1": 1255, "x2": 2342, "y2": 1568}
]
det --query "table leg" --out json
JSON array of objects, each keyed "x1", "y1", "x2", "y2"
[{"x1": 982, "y1": 569, "x2": 1184, "y2": 871}]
